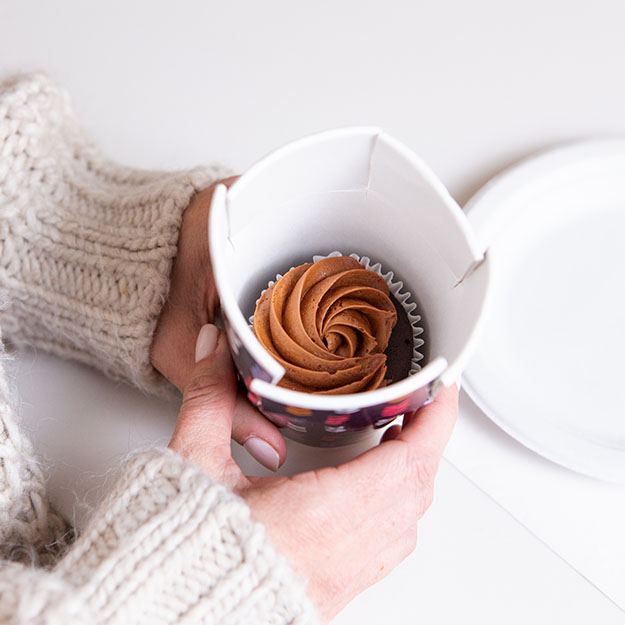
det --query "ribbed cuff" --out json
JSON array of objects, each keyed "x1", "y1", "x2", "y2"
[
  {"x1": 56, "y1": 449, "x2": 317, "y2": 625},
  {"x1": 0, "y1": 73, "x2": 230, "y2": 393}
]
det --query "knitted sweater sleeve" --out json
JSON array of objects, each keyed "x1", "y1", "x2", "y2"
[
  {"x1": 0, "y1": 448, "x2": 317, "y2": 625},
  {"x1": 0, "y1": 73, "x2": 228, "y2": 393},
  {"x1": 0, "y1": 75, "x2": 317, "y2": 625}
]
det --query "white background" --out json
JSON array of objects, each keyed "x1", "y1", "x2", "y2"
[{"x1": 2, "y1": 1, "x2": 625, "y2": 623}]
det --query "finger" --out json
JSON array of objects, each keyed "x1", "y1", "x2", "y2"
[
  {"x1": 332, "y1": 385, "x2": 458, "y2": 492},
  {"x1": 366, "y1": 525, "x2": 419, "y2": 589},
  {"x1": 220, "y1": 175, "x2": 239, "y2": 188},
  {"x1": 380, "y1": 424, "x2": 402, "y2": 443},
  {"x1": 169, "y1": 324, "x2": 241, "y2": 483},
  {"x1": 232, "y1": 396, "x2": 286, "y2": 471},
  {"x1": 397, "y1": 384, "x2": 459, "y2": 461}
]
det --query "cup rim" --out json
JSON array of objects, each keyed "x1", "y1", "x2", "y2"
[
  {"x1": 249, "y1": 356, "x2": 448, "y2": 411},
  {"x1": 209, "y1": 126, "x2": 486, "y2": 411}
]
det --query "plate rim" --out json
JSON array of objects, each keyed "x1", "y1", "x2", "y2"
[{"x1": 462, "y1": 139, "x2": 625, "y2": 484}]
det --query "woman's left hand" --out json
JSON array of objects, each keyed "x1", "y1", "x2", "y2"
[
  {"x1": 151, "y1": 180, "x2": 287, "y2": 471},
  {"x1": 170, "y1": 323, "x2": 458, "y2": 623}
]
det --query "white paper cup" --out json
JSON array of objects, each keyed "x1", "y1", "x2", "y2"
[{"x1": 209, "y1": 127, "x2": 490, "y2": 446}]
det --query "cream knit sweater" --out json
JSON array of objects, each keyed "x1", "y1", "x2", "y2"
[{"x1": 0, "y1": 74, "x2": 316, "y2": 625}]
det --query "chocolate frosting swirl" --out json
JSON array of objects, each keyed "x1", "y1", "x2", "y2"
[{"x1": 253, "y1": 256, "x2": 397, "y2": 394}]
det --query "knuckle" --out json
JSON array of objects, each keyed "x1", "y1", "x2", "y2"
[
  {"x1": 383, "y1": 527, "x2": 418, "y2": 574},
  {"x1": 183, "y1": 372, "x2": 223, "y2": 405},
  {"x1": 397, "y1": 442, "x2": 438, "y2": 518},
  {"x1": 405, "y1": 527, "x2": 418, "y2": 556},
  {"x1": 398, "y1": 503, "x2": 419, "y2": 553},
  {"x1": 406, "y1": 449, "x2": 438, "y2": 491},
  {"x1": 418, "y1": 486, "x2": 435, "y2": 518}
]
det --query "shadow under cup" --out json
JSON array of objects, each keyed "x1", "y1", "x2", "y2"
[{"x1": 209, "y1": 128, "x2": 490, "y2": 447}]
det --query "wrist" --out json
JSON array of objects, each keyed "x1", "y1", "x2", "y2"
[{"x1": 151, "y1": 185, "x2": 220, "y2": 390}]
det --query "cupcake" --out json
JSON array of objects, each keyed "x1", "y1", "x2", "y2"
[{"x1": 252, "y1": 255, "x2": 420, "y2": 395}]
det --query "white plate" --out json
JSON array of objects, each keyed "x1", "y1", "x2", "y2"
[{"x1": 463, "y1": 140, "x2": 625, "y2": 483}]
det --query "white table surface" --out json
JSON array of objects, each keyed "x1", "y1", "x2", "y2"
[{"x1": 2, "y1": 1, "x2": 625, "y2": 622}]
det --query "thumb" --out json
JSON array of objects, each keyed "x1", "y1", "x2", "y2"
[{"x1": 169, "y1": 324, "x2": 240, "y2": 483}]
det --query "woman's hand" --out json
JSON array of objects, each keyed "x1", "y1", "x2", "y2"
[
  {"x1": 170, "y1": 324, "x2": 458, "y2": 623},
  {"x1": 151, "y1": 180, "x2": 235, "y2": 390},
  {"x1": 152, "y1": 181, "x2": 287, "y2": 471}
]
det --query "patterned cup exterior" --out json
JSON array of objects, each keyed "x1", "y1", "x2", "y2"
[{"x1": 224, "y1": 317, "x2": 433, "y2": 447}]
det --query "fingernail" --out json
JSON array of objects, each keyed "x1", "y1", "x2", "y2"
[
  {"x1": 244, "y1": 436, "x2": 280, "y2": 472},
  {"x1": 195, "y1": 324, "x2": 219, "y2": 362}
]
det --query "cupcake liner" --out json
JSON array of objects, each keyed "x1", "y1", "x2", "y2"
[{"x1": 249, "y1": 251, "x2": 425, "y2": 376}]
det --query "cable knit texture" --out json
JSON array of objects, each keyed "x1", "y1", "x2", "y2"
[
  {"x1": 0, "y1": 73, "x2": 228, "y2": 393},
  {"x1": 0, "y1": 447, "x2": 316, "y2": 625},
  {"x1": 0, "y1": 75, "x2": 317, "y2": 625},
  {"x1": 0, "y1": 334, "x2": 71, "y2": 569}
]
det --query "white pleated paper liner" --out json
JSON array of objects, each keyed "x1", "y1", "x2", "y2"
[{"x1": 248, "y1": 251, "x2": 425, "y2": 376}]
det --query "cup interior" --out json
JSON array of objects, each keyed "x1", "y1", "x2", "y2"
[{"x1": 210, "y1": 127, "x2": 489, "y2": 403}]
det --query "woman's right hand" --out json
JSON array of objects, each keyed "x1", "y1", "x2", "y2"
[{"x1": 169, "y1": 324, "x2": 458, "y2": 623}]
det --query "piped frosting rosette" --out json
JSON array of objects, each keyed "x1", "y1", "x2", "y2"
[{"x1": 251, "y1": 253, "x2": 425, "y2": 395}]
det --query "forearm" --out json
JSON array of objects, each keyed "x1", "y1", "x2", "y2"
[
  {"x1": 0, "y1": 449, "x2": 316, "y2": 625},
  {"x1": 0, "y1": 74, "x2": 226, "y2": 393},
  {"x1": 64, "y1": 449, "x2": 315, "y2": 624}
]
